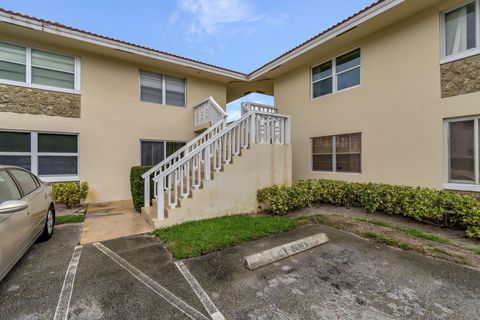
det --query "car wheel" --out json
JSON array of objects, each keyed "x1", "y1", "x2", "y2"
[{"x1": 39, "y1": 205, "x2": 55, "y2": 242}]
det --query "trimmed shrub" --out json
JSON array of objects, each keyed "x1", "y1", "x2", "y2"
[
  {"x1": 130, "y1": 166, "x2": 153, "y2": 212},
  {"x1": 52, "y1": 182, "x2": 89, "y2": 208},
  {"x1": 257, "y1": 180, "x2": 480, "y2": 239}
]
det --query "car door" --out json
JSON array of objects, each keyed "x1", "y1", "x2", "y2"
[
  {"x1": 0, "y1": 170, "x2": 31, "y2": 279},
  {"x1": 8, "y1": 169, "x2": 45, "y2": 239}
]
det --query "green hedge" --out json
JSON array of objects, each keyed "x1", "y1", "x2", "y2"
[
  {"x1": 52, "y1": 182, "x2": 89, "y2": 208},
  {"x1": 257, "y1": 180, "x2": 480, "y2": 239},
  {"x1": 130, "y1": 166, "x2": 153, "y2": 212}
]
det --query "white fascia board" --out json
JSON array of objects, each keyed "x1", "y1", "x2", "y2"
[
  {"x1": 248, "y1": 0, "x2": 405, "y2": 80},
  {"x1": 0, "y1": 11, "x2": 247, "y2": 81}
]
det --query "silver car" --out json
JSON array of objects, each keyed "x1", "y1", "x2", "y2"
[{"x1": 0, "y1": 166, "x2": 55, "y2": 282}]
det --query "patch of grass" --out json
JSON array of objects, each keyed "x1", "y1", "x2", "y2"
[
  {"x1": 398, "y1": 242, "x2": 413, "y2": 250},
  {"x1": 155, "y1": 215, "x2": 299, "y2": 259},
  {"x1": 431, "y1": 247, "x2": 452, "y2": 256},
  {"x1": 355, "y1": 218, "x2": 392, "y2": 228},
  {"x1": 470, "y1": 247, "x2": 480, "y2": 255},
  {"x1": 430, "y1": 247, "x2": 470, "y2": 265},
  {"x1": 363, "y1": 232, "x2": 419, "y2": 252},
  {"x1": 356, "y1": 218, "x2": 451, "y2": 244},
  {"x1": 56, "y1": 214, "x2": 84, "y2": 224},
  {"x1": 394, "y1": 226, "x2": 451, "y2": 244},
  {"x1": 363, "y1": 232, "x2": 399, "y2": 246}
]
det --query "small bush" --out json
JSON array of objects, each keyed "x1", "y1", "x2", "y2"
[
  {"x1": 258, "y1": 180, "x2": 480, "y2": 239},
  {"x1": 130, "y1": 166, "x2": 153, "y2": 212},
  {"x1": 52, "y1": 182, "x2": 89, "y2": 208}
]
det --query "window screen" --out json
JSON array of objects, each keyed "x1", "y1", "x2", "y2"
[
  {"x1": 165, "y1": 76, "x2": 186, "y2": 107},
  {"x1": 31, "y1": 49, "x2": 75, "y2": 89},
  {"x1": 140, "y1": 70, "x2": 185, "y2": 107},
  {"x1": 0, "y1": 42, "x2": 26, "y2": 82},
  {"x1": 312, "y1": 133, "x2": 361, "y2": 173}
]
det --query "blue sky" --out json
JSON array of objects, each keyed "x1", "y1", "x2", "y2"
[{"x1": 1, "y1": 0, "x2": 374, "y2": 117}]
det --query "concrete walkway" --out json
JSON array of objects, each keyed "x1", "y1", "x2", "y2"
[{"x1": 80, "y1": 201, "x2": 154, "y2": 244}]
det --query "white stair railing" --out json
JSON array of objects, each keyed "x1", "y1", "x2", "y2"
[
  {"x1": 142, "y1": 98, "x2": 226, "y2": 208},
  {"x1": 194, "y1": 96, "x2": 228, "y2": 128},
  {"x1": 241, "y1": 102, "x2": 277, "y2": 115},
  {"x1": 152, "y1": 109, "x2": 291, "y2": 221}
]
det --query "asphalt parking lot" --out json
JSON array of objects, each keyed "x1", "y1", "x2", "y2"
[{"x1": 1, "y1": 223, "x2": 479, "y2": 319}]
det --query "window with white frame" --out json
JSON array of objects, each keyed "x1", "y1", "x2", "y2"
[
  {"x1": 0, "y1": 41, "x2": 79, "y2": 91},
  {"x1": 446, "y1": 116, "x2": 480, "y2": 188},
  {"x1": 140, "y1": 70, "x2": 186, "y2": 107},
  {"x1": 0, "y1": 131, "x2": 79, "y2": 181},
  {"x1": 312, "y1": 48, "x2": 361, "y2": 98},
  {"x1": 312, "y1": 133, "x2": 361, "y2": 173},
  {"x1": 140, "y1": 140, "x2": 186, "y2": 166},
  {"x1": 442, "y1": 0, "x2": 480, "y2": 59}
]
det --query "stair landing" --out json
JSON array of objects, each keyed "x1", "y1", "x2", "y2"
[{"x1": 81, "y1": 200, "x2": 154, "y2": 244}]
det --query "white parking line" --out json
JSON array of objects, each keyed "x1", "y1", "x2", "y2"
[
  {"x1": 53, "y1": 245, "x2": 82, "y2": 320},
  {"x1": 175, "y1": 261, "x2": 225, "y2": 320},
  {"x1": 93, "y1": 242, "x2": 209, "y2": 320}
]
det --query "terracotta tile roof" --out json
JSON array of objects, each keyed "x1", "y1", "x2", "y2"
[
  {"x1": 0, "y1": 7, "x2": 246, "y2": 77},
  {"x1": 0, "y1": 1, "x2": 389, "y2": 78},
  {"x1": 248, "y1": 0, "x2": 388, "y2": 76}
]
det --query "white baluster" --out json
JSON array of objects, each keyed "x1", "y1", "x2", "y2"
[
  {"x1": 240, "y1": 120, "x2": 245, "y2": 149},
  {"x1": 227, "y1": 131, "x2": 232, "y2": 162},
  {"x1": 183, "y1": 164, "x2": 189, "y2": 198},
  {"x1": 250, "y1": 113, "x2": 256, "y2": 144},
  {"x1": 212, "y1": 140, "x2": 217, "y2": 171},
  {"x1": 173, "y1": 170, "x2": 178, "y2": 208},
  {"x1": 191, "y1": 156, "x2": 197, "y2": 189},
  {"x1": 243, "y1": 119, "x2": 249, "y2": 149},
  {"x1": 232, "y1": 127, "x2": 237, "y2": 155},
  {"x1": 205, "y1": 145, "x2": 211, "y2": 181},
  {"x1": 237, "y1": 123, "x2": 242, "y2": 152},
  {"x1": 196, "y1": 153, "x2": 201, "y2": 188},
  {"x1": 167, "y1": 173, "x2": 172, "y2": 208},
  {"x1": 156, "y1": 178, "x2": 164, "y2": 221},
  {"x1": 222, "y1": 135, "x2": 227, "y2": 163}
]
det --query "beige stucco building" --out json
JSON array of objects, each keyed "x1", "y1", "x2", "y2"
[
  {"x1": 269, "y1": 0, "x2": 480, "y2": 193},
  {"x1": 0, "y1": 10, "x2": 241, "y2": 203},
  {"x1": 1, "y1": 0, "x2": 480, "y2": 213}
]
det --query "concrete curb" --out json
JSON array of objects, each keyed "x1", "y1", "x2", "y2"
[{"x1": 244, "y1": 233, "x2": 330, "y2": 270}]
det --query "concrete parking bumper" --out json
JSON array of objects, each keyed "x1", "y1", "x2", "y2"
[{"x1": 244, "y1": 233, "x2": 329, "y2": 270}]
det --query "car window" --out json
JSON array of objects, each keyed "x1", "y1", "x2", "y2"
[
  {"x1": 0, "y1": 171, "x2": 21, "y2": 203},
  {"x1": 9, "y1": 169, "x2": 38, "y2": 196}
]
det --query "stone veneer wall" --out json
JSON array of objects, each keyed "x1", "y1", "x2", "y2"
[
  {"x1": 0, "y1": 84, "x2": 80, "y2": 118},
  {"x1": 441, "y1": 54, "x2": 480, "y2": 98}
]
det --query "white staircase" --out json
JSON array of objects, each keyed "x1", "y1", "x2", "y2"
[{"x1": 141, "y1": 98, "x2": 291, "y2": 228}]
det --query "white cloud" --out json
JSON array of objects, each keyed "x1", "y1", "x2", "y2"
[
  {"x1": 171, "y1": 0, "x2": 288, "y2": 54},
  {"x1": 177, "y1": 0, "x2": 255, "y2": 36}
]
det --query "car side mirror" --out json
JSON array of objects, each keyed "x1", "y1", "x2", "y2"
[{"x1": 0, "y1": 200, "x2": 29, "y2": 214}]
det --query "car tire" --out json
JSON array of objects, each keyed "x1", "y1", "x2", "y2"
[{"x1": 39, "y1": 205, "x2": 55, "y2": 242}]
